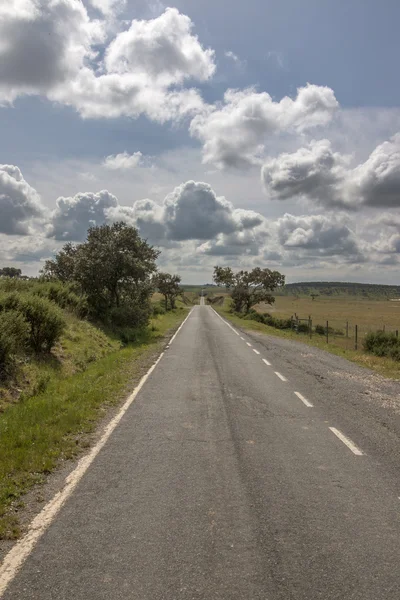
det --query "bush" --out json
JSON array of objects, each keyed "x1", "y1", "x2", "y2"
[
  {"x1": 33, "y1": 282, "x2": 88, "y2": 317},
  {"x1": 109, "y1": 299, "x2": 152, "y2": 330},
  {"x1": 0, "y1": 311, "x2": 29, "y2": 377},
  {"x1": 152, "y1": 303, "x2": 166, "y2": 316},
  {"x1": 315, "y1": 324, "x2": 326, "y2": 335},
  {"x1": 363, "y1": 330, "x2": 400, "y2": 360},
  {"x1": 297, "y1": 322, "x2": 310, "y2": 333},
  {"x1": 20, "y1": 296, "x2": 66, "y2": 353}
]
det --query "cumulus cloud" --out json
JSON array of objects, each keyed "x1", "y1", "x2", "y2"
[
  {"x1": 103, "y1": 151, "x2": 145, "y2": 170},
  {"x1": 276, "y1": 213, "x2": 363, "y2": 259},
  {"x1": 48, "y1": 190, "x2": 119, "y2": 240},
  {"x1": 0, "y1": 4, "x2": 214, "y2": 123},
  {"x1": 0, "y1": 164, "x2": 45, "y2": 234},
  {"x1": 348, "y1": 133, "x2": 400, "y2": 208},
  {"x1": 262, "y1": 134, "x2": 400, "y2": 210},
  {"x1": 104, "y1": 8, "x2": 215, "y2": 85},
  {"x1": 89, "y1": 0, "x2": 126, "y2": 17},
  {"x1": 190, "y1": 84, "x2": 339, "y2": 169},
  {"x1": 45, "y1": 180, "x2": 266, "y2": 248},
  {"x1": 262, "y1": 139, "x2": 349, "y2": 205},
  {"x1": 0, "y1": 0, "x2": 104, "y2": 104}
]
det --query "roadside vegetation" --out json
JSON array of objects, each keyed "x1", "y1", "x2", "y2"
[{"x1": 0, "y1": 222, "x2": 192, "y2": 540}]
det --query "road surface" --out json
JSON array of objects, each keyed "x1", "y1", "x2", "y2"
[{"x1": 1, "y1": 305, "x2": 400, "y2": 599}]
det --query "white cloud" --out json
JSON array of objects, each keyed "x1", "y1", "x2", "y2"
[
  {"x1": 348, "y1": 133, "x2": 400, "y2": 208},
  {"x1": 0, "y1": 164, "x2": 45, "y2": 235},
  {"x1": 0, "y1": 0, "x2": 104, "y2": 104},
  {"x1": 0, "y1": 4, "x2": 214, "y2": 123},
  {"x1": 105, "y1": 8, "x2": 215, "y2": 85},
  {"x1": 190, "y1": 84, "x2": 339, "y2": 169},
  {"x1": 275, "y1": 213, "x2": 363, "y2": 259},
  {"x1": 262, "y1": 133, "x2": 400, "y2": 210},
  {"x1": 103, "y1": 151, "x2": 144, "y2": 170},
  {"x1": 262, "y1": 139, "x2": 349, "y2": 206},
  {"x1": 48, "y1": 189, "x2": 119, "y2": 240},
  {"x1": 89, "y1": 0, "x2": 126, "y2": 17}
]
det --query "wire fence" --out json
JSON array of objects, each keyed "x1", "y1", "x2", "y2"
[{"x1": 291, "y1": 314, "x2": 400, "y2": 351}]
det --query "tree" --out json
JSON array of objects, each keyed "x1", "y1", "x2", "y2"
[
  {"x1": 42, "y1": 243, "x2": 77, "y2": 283},
  {"x1": 156, "y1": 272, "x2": 182, "y2": 311},
  {"x1": 0, "y1": 267, "x2": 22, "y2": 278},
  {"x1": 42, "y1": 223, "x2": 160, "y2": 325},
  {"x1": 213, "y1": 266, "x2": 285, "y2": 314}
]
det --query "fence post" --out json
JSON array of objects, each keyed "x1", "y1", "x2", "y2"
[
  {"x1": 355, "y1": 324, "x2": 358, "y2": 350},
  {"x1": 326, "y1": 320, "x2": 329, "y2": 344},
  {"x1": 346, "y1": 321, "x2": 349, "y2": 338},
  {"x1": 309, "y1": 317, "x2": 312, "y2": 339},
  {"x1": 396, "y1": 330, "x2": 399, "y2": 339}
]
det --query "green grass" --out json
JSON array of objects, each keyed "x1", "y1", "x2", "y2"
[
  {"x1": 0, "y1": 308, "x2": 188, "y2": 539},
  {"x1": 215, "y1": 300, "x2": 400, "y2": 381}
]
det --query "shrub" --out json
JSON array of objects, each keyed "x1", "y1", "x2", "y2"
[
  {"x1": 152, "y1": 303, "x2": 166, "y2": 316},
  {"x1": 0, "y1": 311, "x2": 29, "y2": 377},
  {"x1": 20, "y1": 296, "x2": 66, "y2": 353},
  {"x1": 297, "y1": 322, "x2": 310, "y2": 333},
  {"x1": 33, "y1": 282, "x2": 88, "y2": 317},
  {"x1": 363, "y1": 330, "x2": 400, "y2": 360},
  {"x1": 109, "y1": 299, "x2": 152, "y2": 330},
  {"x1": 315, "y1": 324, "x2": 326, "y2": 335}
]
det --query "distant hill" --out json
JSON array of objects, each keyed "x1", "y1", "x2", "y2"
[{"x1": 277, "y1": 282, "x2": 400, "y2": 299}]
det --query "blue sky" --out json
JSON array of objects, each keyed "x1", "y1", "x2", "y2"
[{"x1": 1, "y1": 0, "x2": 400, "y2": 283}]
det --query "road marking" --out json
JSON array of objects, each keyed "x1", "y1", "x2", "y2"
[
  {"x1": 211, "y1": 307, "x2": 240, "y2": 336},
  {"x1": 240, "y1": 337, "x2": 245, "y2": 341},
  {"x1": 169, "y1": 308, "x2": 194, "y2": 345},
  {"x1": 262, "y1": 358, "x2": 271, "y2": 366},
  {"x1": 0, "y1": 310, "x2": 195, "y2": 597},
  {"x1": 329, "y1": 427, "x2": 364, "y2": 456},
  {"x1": 246, "y1": 342, "x2": 252, "y2": 347},
  {"x1": 253, "y1": 349, "x2": 260, "y2": 355},
  {"x1": 294, "y1": 391, "x2": 313, "y2": 408},
  {"x1": 274, "y1": 371, "x2": 287, "y2": 382}
]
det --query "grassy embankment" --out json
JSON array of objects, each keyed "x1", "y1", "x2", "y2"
[
  {"x1": 214, "y1": 296, "x2": 400, "y2": 380},
  {"x1": 0, "y1": 296, "x2": 189, "y2": 540}
]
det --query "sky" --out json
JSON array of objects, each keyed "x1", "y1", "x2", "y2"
[{"x1": 1, "y1": 0, "x2": 400, "y2": 284}]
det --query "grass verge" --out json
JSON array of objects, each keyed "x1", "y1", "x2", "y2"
[
  {"x1": 0, "y1": 308, "x2": 188, "y2": 540},
  {"x1": 214, "y1": 302, "x2": 400, "y2": 380}
]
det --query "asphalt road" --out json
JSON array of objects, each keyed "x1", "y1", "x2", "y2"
[{"x1": 2, "y1": 305, "x2": 400, "y2": 599}]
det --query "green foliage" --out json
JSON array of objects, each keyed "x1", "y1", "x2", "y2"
[
  {"x1": 363, "y1": 331, "x2": 400, "y2": 360},
  {"x1": 213, "y1": 266, "x2": 285, "y2": 313},
  {"x1": 155, "y1": 272, "x2": 182, "y2": 310},
  {"x1": 0, "y1": 311, "x2": 29, "y2": 377},
  {"x1": 34, "y1": 282, "x2": 88, "y2": 317},
  {"x1": 315, "y1": 324, "x2": 326, "y2": 335},
  {"x1": 42, "y1": 223, "x2": 159, "y2": 329},
  {"x1": 0, "y1": 267, "x2": 22, "y2": 278},
  {"x1": 19, "y1": 295, "x2": 66, "y2": 353}
]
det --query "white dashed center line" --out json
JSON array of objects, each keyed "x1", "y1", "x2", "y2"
[
  {"x1": 294, "y1": 391, "x2": 313, "y2": 408},
  {"x1": 246, "y1": 342, "x2": 252, "y2": 347},
  {"x1": 253, "y1": 349, "x2": 260, "y2": 355},
  {"x1": 274, "y1": 371, "x2": 287, "y2": 382},
  {"x1": 329, "y1": 427, "x2": 364, "y2": 455},
  {"x1": 262, "y1": 358, "x2": 271, "y2": 366}
]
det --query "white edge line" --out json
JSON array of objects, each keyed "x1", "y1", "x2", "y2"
[
  {"x1": 262, "y1": 358, "x2": 271, "y2": 366},
  {"x1": 274, "y1": 371, "x2": 287, "y2": 382},
  {"x1": 253, "y1": 349, "x2": 260, "y2": 355},
  {"x1": 329, "y1": 427, "x2": 364, "y2": 456},
  {"x1": 294, "y1": 391, "x2": 313, "y2": 408},
  {"x1": 246, "y1": 342, "x2": 252, "y2": 347},
  {"x1": 168, "y1": 307, "x2": 193, "y2": 345},
  {"x1": 0, "y1": 310, "x2": 194, "y2": 597},
  {"x1": 240, "y1": 337, "x2": 245, "y2": 341}
]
